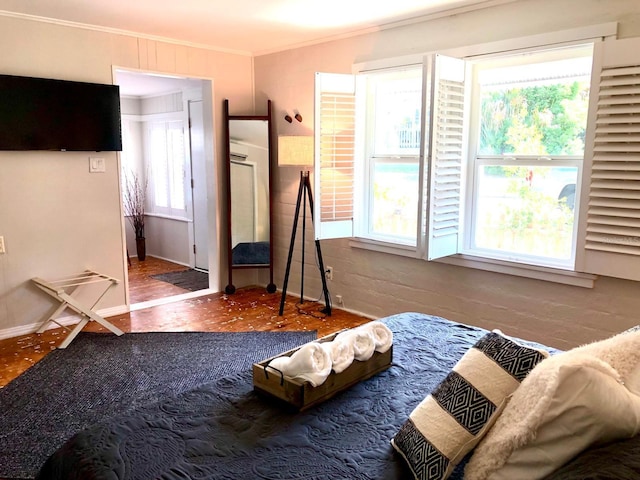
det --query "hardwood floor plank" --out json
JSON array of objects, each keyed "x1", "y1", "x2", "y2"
[
  {"x1": 127, "y1": 256, "x2": 192, "y2": 303},
  {"x1": 0, "y1": 257, "x2": 370, "y2": 388}
]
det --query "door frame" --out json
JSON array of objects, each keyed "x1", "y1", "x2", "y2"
[
  {"x1": 113, "y1": 66, "x2": 219, "y2": 308},
  {"x1": 185, "y1": 95, "x2": 209, "y2": 272}
]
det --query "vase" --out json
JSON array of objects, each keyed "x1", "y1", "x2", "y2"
[{"x1": 136, "y1": 237, "x2": 146, "y2": 261}]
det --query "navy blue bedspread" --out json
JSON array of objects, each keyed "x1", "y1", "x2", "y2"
[{"x1": 35, "y1": 313, "x2": 543, "y2": 480}]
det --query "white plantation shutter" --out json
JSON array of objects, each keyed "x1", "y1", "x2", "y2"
[
  {"x1": 149, "y1": 120, "x2": 186, "y2": 215},
  {"x1": 314, "y1": 73, "x2": 358, "y2": 240},
  {"x1": 150, "y1": 122, "x2": 170, "y2": 208},
  {"x1": 167, "y1": 121, "x2": 186, "y2": 211},
  {"x1": 426, "y1": 54, "x2": 467, "y2": 260},
  {"x1": 577, "y1": 37, "x2": 640, "y2": 281}
]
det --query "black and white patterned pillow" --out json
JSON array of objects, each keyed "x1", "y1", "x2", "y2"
[{"x1": 391, "y1": 331, "x2": 549, "y2": 480}]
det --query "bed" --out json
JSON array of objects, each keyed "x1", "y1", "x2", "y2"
[
  {"x1": 231, "y1": 241, "x2": 270, "y2": 265},
  {"x1": 36, "y1": 312, "x2": 640, "y2": 480}
]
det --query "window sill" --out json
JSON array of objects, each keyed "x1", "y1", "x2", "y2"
[
  {"x1": 349, "y1": 238, "x2": 597, "y2": 288},
  {"x1": 145, "y1": 212, "x2": 192, "y2": 223},
  {"x1": 349, "y1": 237, "x2": 418, "y2": 258},
  {"x1": 437, "y1": 254, "x2": 597, "y2": 288}
]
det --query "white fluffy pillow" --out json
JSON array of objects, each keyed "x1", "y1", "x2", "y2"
[{"x1": 465, "y1": 329, "x2": 640, "y2": 480}]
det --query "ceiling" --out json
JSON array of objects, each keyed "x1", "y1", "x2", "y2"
[{"x1": 0, "y1": 0, "x2": 513, "y2": 55}]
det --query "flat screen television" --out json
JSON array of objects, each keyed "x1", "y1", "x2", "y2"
[{"x1": 0, "y1": 74, "x2": 122, "y2": 151}]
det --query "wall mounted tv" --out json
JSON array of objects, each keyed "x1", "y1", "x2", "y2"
[{"x1": 0, "y1": 74, "x2": 122, "y2": 151}]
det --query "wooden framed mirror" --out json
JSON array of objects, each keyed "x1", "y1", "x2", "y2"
[{"x1": 224, "y1": 99, "x2": 275, "y2": 294}]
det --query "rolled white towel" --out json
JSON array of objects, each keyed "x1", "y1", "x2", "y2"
[
  {"x1": 266, "y1": 355, "x2": 291, "y2": 374},
  {"x1": 356, "y1": 321, "x2": 393, "y2": 353},
  {"x1": 335, "y1": 328, "x2": 376, "y2": 362},
  {"x1": 321, "y1": 338, "x2": 355, "y2": 374},
  {"x1": 266, "y1": 342, "x2": 332, "y2": 387}
]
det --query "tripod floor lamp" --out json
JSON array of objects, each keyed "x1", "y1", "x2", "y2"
[{"x1": 278, "y1": 136, "x2": 331, "y2": 316}]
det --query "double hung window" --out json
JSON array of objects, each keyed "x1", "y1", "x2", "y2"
[
  {"x1": 365, "y1": 68, "x2": 423, "y2": 244},
  {"x1": 148, "y1": 120, "x2": 187, "y2": 217},
  {"x1": 464, "y1": 46, "x2": 592, "y2": 269},
  {"x1": 314, "y1": 67, "x2": 423, "y2": 245}
]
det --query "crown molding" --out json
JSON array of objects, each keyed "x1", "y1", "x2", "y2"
[{"x1": 0, "y1": 10, "x2": 253, "y2": 57}]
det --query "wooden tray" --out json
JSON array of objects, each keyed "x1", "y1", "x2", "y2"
[{"x1": 253, "y1": 330, "x2": 393, "y2": 411}]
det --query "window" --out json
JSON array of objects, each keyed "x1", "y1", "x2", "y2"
[
  {"x1": 148, "y1": 120, "x2": 187, "y2": 217},
  {"x1": 315, "y1": 25, "x2": 640, "y2": 284},
  {"x1": 314, "y1": 67, "x2": 422, "y2": 245},
  {"x1": 464, "y1": 46, "x2": 593, "y2": 269},
  {"x1": 364, "y1": 68, "x2": 422, "y2": 244}
]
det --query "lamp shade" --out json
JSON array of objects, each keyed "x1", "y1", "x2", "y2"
[{"x1": 278, "y1": 135, "x2": 314, "y2": 167}]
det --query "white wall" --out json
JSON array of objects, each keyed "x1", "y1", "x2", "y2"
[
  {"x1": 255, "y1": 0, "x2": 640, "y2": 350},
  {"x1": 0, "y1": 15, "x2": 254, "y2": 336}
]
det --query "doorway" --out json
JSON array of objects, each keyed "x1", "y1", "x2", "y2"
[{"x1": 115, "y1": 69, "x2": 216, "y2": 306}]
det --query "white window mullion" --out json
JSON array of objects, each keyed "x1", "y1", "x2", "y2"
[{"x1": 576, "y1": 37, "x2": 640, "y2": 281}]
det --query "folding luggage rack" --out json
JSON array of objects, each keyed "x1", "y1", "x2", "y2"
[{"x1": 32, "y1": 270, "x2": 124, "y2": 348}]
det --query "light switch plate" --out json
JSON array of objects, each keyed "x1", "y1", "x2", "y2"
[
  {"x1": 0, "y1": 236, "x2": 5, "y2": 254},
  {"x1": 89, "y1": 157, "x2": 106, "y2": 173}
]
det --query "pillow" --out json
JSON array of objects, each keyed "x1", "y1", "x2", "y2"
[
  {"x1": 391, "y1": 331, "x2": 549, "y2": 480},
  {"x1": 465, "y1": 328, "x2": 640, "y2": 480},
  {"x1": 543, "y1": 434, "x2": 640, "y2": 480}
]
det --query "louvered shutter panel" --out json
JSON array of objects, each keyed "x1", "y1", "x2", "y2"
[
  {"x1": 577, "y1": 38, "x2": 640, "y2": 281},
  {"x1": 167, "y1": 120, "x2": 186, "y2": 211},
  {"x1": 426, "y1": 54, "x2": 467, "y2": 260},
  {"x1": 314, "y1": 73, "x2": 357, "y2": 240},
  {"x1": 150, "y1": 122, "x2": 170, "y2": 208}
]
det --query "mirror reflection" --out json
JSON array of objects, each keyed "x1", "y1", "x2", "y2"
[{"x1": 229, "y1": 119, "x2": 270, "y2": 266}]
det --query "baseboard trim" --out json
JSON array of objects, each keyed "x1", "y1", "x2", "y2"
[
  {"x1": 130, "y1": 289, "x2": 216, "y2": 311},
  {"x1": 145, "y1": 254, "x2": 191, "y2": 268},
  {"x1": 0, "y1": 304, "x2": 130, "y2": 341},
  {"x1": 279, "y1": 289, "x2": 375, "y2": 321}
]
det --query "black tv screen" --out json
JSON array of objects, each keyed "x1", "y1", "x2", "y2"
[{"x1": 0, "y1": 74, "x2": 122, "y2": 151}]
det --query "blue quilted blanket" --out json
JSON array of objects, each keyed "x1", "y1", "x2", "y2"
[{"x1": 34, "y1": 313, "x2": 535, "y2": 480}]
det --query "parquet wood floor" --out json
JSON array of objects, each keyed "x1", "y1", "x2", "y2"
[{"x1": 0, "y1": 257, "x2": 370, "y2": 388}]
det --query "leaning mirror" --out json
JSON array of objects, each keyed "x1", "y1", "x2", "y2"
[{"x1": 224, "y1": 99, "x2": 275, "y2": 294}]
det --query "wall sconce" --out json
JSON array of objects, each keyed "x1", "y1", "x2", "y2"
[
  {"x1": 295, "y1": 113, "x2": 303, "y2": 122},
  {"x1": 284, "y1": 114, "x2": 293, "y2": 123}
]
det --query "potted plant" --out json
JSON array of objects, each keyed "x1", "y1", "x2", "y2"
[{"x1": 124, "y1": 170, "x2": 148, "y2": 261}]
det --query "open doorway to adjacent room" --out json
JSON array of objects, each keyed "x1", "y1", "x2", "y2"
[{"x1": 115, "y1": 69, "x2": 216, "y2": 306}]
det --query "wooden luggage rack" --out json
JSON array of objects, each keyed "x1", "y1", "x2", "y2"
[{"x1": 32, "y1": 270, "x2": 124, "y2": 349}]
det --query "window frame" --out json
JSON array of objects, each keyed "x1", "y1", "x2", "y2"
[
  {"x1": 145, "y1": 114, "x2": 190, "y2": 220},
  {"x1": 459, "y1": 44, "x2": 593, "y2": 269},
  {"x1": 357, "y1": 65, "x2": 424, "y2": 245}
]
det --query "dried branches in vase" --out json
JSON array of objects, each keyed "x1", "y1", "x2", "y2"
[{"x1": 124, "y1": 171, "x2": 148, "y2": 260}]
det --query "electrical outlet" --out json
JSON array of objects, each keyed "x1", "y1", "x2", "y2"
[
  {"x1": 0, "y1": 236, "x2": 5, "y2": 254},
  {"x1": 326, "y1": 266, "x2": 333, "y2": 280},
  {"x1": 336, "y1": 294, "x2": 343, "y2": 305}
]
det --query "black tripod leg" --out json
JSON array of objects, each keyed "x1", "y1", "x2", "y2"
[
  {"x1": 304, "y1": 175, "x2": 332, "y2": 316},
  {"x1": 279, "y1": 173, "x2": 305, "y2": 316}
]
